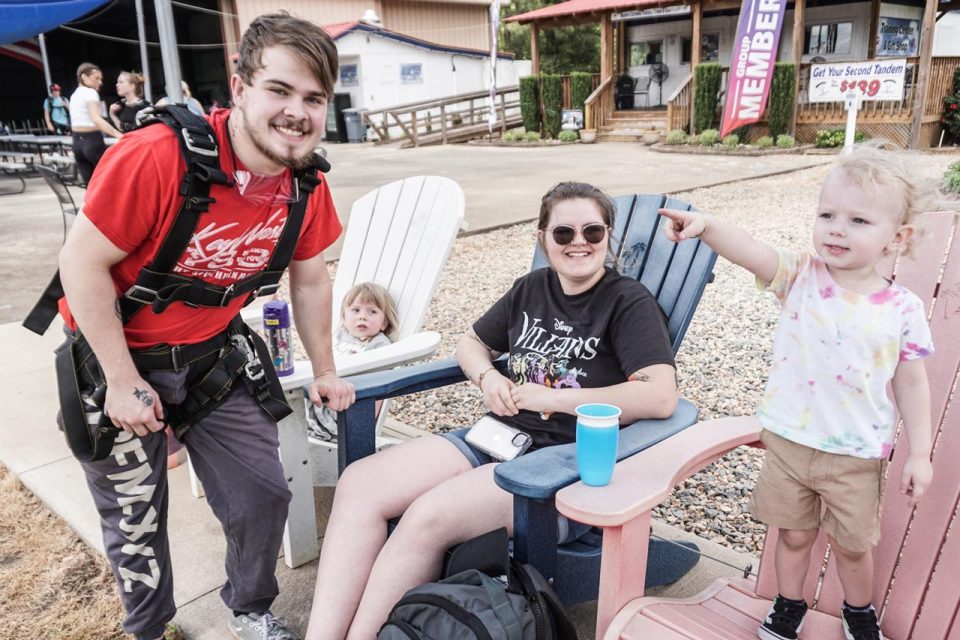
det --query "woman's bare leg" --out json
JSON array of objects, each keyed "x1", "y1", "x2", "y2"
[
  {"x1": 304, "y1": 435, "x2": 473, "y2": 640},
  {"x1": 345, "y1": 463, "x2": 514, "y2": 639}
]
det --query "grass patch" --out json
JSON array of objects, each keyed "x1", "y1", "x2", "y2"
[{"x1": 0, "y1": 464, "x2": 134, "y2": 640}]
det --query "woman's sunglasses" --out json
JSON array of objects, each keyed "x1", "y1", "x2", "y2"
[{"x1": 549, "y1": 223, "x2": 608, "y2": 245}]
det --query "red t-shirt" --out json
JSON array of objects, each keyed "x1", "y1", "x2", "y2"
[{"x1": 60, "y1": 109, "x2": 342, "y2": 348}]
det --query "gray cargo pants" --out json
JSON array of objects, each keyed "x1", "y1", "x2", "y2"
[{"x1": 80, "y1": 365, "x2": 292, "y2": 640}]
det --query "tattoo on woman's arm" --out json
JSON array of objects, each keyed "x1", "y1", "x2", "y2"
[
  {"x1": 628, "y1": 372, "x2": 650, "y2": 382},
  {"x1": 133, "y1": 387, "x2": 153, "y2": 407}
]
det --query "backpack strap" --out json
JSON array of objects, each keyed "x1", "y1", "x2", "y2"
[{"x1": 444, "y1": 570, "x2": 524, "y2": 640}]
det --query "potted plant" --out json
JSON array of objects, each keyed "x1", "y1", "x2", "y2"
[
  {"x1": 579, "y1": 128, "x2": 597, "y2": 144},
  {"x1": 642, "y1": 128, "x2": 661, "y2": 145}
]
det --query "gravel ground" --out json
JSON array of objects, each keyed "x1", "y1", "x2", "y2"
[{"x1": 291, "y1": 153, "x2": 958, "y2": 557}]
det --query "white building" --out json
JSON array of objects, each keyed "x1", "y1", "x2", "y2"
[{"x1": 327, "y1": 21, "x2": 531, "y2": 111}]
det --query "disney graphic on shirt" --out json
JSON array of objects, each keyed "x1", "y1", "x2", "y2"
[{"x1": 508, "y1": 312, "x2": 600, "y2": 388}]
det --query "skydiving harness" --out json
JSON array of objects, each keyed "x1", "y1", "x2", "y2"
[{"x1": 22, "y1": 105, "x2": 330, "y2": 462}]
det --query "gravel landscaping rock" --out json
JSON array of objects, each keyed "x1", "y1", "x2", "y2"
[{"x1": 285, "y1": 153, "x2": 958, "y2": 557}]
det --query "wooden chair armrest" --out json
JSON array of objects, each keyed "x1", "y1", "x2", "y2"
[{"x1": 557, "y1": 416, "x2": 763, "y2": 527}]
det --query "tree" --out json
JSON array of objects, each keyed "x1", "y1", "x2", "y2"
[{"x1": 499, "y1": 0, "x2": 600, "y2": 74}]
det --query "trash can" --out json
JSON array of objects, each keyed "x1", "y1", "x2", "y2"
[{"x1": 343, "y1": 108, "x2": 368, "y2": 143}]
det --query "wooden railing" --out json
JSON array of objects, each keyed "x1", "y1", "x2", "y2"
[
  {"x1": 561, "y1": 73, "x2": 602, "y2": 110},
  {"x1": 362, "y1": 85, "x2": 521, "y2": 147},
  {"x1": 667, "y1": 75, "x2": 693, "y2": 132},
  {"x1": 925, "y1": 57, "x2": 960, "y2": 118},
  {"x1": 584, "y1": 76, "x2": 613, "y2": 130}
]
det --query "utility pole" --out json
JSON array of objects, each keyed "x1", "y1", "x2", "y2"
[
  {"x1": 135, "y1": 0, "x2": 153, "y2": 102},
  {"x1": 153, "y1": 0, "x2": 183, "y2": 103}
]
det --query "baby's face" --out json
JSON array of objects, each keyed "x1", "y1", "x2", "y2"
[{"x1": 343, "y1": 298, "x2": 387, "y2": 339}]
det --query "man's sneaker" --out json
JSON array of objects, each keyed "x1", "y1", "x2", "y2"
[
  {"x1": 759, "y1": 595, "x2": 808, "y2": 640},
  {"x1": 228, "y1": 611, "x2": 302, "y2": 640},
  {"x1": 842, "y1": 602, "x2": 884, "y2": 640}
]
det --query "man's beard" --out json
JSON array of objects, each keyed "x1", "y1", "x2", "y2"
[{"x1": 239, "y1": 107, "x2": 315, "y2": 170}]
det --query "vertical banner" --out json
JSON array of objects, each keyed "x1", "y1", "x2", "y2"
[
  {"x1": 488, "y1": 0, "x2": 501, "y2": 133},
  {"x1": 719, "y1": 0, "x2": 787, "y2": 137}
]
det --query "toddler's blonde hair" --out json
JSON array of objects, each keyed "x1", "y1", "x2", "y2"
[
  {"x1": 341, "y1": 282, "x2": 399, "y2": 340},
  {"x1": 830, "y1": 141, "x2": 937, "y2": 256}
]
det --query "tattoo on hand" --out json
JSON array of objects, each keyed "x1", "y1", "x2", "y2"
[{"x1": 133, "y1": 387, "x2": 154, "y2": 407}]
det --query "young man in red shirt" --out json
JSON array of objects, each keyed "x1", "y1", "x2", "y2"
[{"x1": 57, "y1": 13, "x2": 353, "y2": 640}]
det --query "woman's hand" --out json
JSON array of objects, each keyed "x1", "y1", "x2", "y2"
[
  {"x1": 509, "y1": 383, "x2": 556, "y2": 415},
  {"x1": 658, "y1": 208, "x2": 707, "y2": 242},
  {"x1": 481, "y1": 372, "x2": 519, "y2": 417}
]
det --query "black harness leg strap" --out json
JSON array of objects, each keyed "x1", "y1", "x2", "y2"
[
  {"x1": 23, "y1": 271, "x2": 65, "y2": 336},
  {"x1": 54, "y1": 337, "x2": 118, "y2": 462}
]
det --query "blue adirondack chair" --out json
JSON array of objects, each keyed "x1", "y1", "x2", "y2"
[{"x1": 334, "y1": 193, "x2": 718, "y2": 605}]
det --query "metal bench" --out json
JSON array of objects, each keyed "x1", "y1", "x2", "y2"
[{"x1": 0, "y1": 161, "x2": 28, "y2": 194}]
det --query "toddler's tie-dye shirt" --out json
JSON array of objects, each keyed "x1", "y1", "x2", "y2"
[{"x1": 757, "y1": 252, "x2": 933, "y2": 459}]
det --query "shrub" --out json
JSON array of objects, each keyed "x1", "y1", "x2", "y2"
[
  {"x1": 694, "y1": 63, "x2": 723, "y2": 133},
  {"x1": 540, "y1": 74, "x2": 563, "y2": 139},
  {"x1": 699, "y1": 129, "x2": 720, "y2": 145},
  {"x1": 558, "y1": 130, "x2": 578, "y2": 142},
  {"x1": 665, "y1": 129, "x2": 688, "y2": 145},
  {"x1": 519, "y1": 76, "x2": 540, "y2": 134},
  {"x1": 776, "y1": 134, "x2": 796, "y2": 148},
  {"x1": 722, "y1": 134, "x2": 739, "y2": 147},
  {"x1": 524, "y1": 131, "x2": 542, "y2": 142},
  {"x1": 814, "y1": 128, "x2": 866, "y2": 148},
  {"x1": 502, "y1": 130, "x2": 523, "y2": 142},
  {"x1": 944, "y1": 169, "x2": 960, "y2": 195},
  {"x1": 942, "y1": 68, "x2": 960, "y2": 143},
  {"x1": 768, "y1": 63, "x2": 796, "y2": 139},
  {"x1": 755, "y1": 135, "x2": 774, "y2": 148},
  {"x1": 688, "y1": 134, "x2": 701, "y2": 146},
  {"x1": 569, "y1": 71, "x2": 593, "y2": 110}
]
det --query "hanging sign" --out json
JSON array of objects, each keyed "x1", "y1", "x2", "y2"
[
  {"x1": 612, "y1": 6, "x2": 690, "y2": 21},
  {"x1": 719, "y1": 0, "x2": 787, "y2": 138},
  {"x1": 807, "y1": 59, "x2": 907, "y2": 103}
]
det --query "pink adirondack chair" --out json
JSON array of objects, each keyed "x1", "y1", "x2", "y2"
[{"x1": 557, "y1": 210, "x2": 960, "y2": 640}]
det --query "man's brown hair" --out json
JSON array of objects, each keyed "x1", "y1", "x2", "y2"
[{"x1": 236, "y1": 12, "x2": 338, "y2": 97}]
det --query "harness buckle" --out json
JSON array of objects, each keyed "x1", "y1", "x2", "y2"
[
  {"x1": 229, "y1": 333, "x2": 265, "y2": 382},
  {"x1": 181, "y1": 127, "x2": 218, "y2": 157},
  {"x1": 253, "y1": 283, "x2": 280, "y2": 298},
  {"x1": 219, "y1": 284, "x2": 236, "y2": 307},
  {"x1": 126, "y1": 284, "x2": 159, "y2": 304},
  {"x1": 170, "y1": 345, "x2": 183, "y2": 373}
]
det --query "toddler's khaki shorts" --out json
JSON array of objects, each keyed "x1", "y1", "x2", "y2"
[{"x1": 749, "y1": 429, "x2": 886, "y2": 552}]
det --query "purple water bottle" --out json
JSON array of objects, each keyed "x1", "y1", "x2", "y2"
[{"x1": 263, "y1": 299, "x2": 294, "y2": 376}]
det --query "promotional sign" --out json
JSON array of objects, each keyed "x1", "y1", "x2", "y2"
[
  {"x1": 807, "y1": 59, "x2": 907, "y2": 103},
  {"x1": 612, "y1": 5, "x2": 690, "y2": 21},
  {"x1": 719, "y1": 0, "x2": 788, "y2": 138},
  {"x1": 876, "y1": 17, "x2": 919, "y2": 57}
]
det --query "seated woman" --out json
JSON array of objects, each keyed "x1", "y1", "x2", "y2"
[{"x1": 305, "y1": 181, "x2": 679, "y2": 640}]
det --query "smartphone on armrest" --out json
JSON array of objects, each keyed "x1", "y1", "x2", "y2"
[{"x1": 465, "y1": 416, "x2": 533, "y2": 461}]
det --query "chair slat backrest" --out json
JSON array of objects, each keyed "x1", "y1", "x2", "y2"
[
  {"x1": 331, "y1": 176, "x2": 464, "y2": 339},
  {"x1": 531, "y1": 194, "x2": 717, "y2": 355},
  {"x1": 37, "y1": 165, "x2": 78, "y2": 215},
  {"x1": 752, "y1": 213, "x2": 960, "y2": 639}
]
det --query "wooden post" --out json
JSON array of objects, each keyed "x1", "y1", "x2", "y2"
[
  {"x1": 909, "y1": 0, "x2": 937, "y2": 148},
  {"x1": 690, "y1": 0, "x2": 702, "y2": 132},
  {"x1": 790, "y1": 0, "x2": 806, "y2": 135},
  {"x1": 600, "y1": 14, "x2": 613, "y2": 81},
  {"x1": 617, "y1": 23, "x2": 626, "y2": 73},
  {"x1": 867, "y1": 0, "x2": 881, "y2": 58},
  {"x1": 440, "y1": 104, "x2": 448, "y2": 144},
  {"x1": 531, "y1": 23, "x2": 540, "y2": 75}
]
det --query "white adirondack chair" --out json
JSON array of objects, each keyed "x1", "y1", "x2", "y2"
[{"x1": 189, "y1": 175, "x2": 466, "y2": 568}]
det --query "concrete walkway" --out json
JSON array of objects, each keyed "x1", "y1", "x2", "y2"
[{"x1": 0, "y1": 141, "x2": 820, "y2": 638}]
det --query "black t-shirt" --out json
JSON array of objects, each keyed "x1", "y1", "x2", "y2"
[
  {"x1": 115, "y1": 99, "x2": 151, "y2": 132},
  {"x1": 472, "y1": 267, "x2": 675, "y2": 449}
]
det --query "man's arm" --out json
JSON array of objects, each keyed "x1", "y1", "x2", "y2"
[
  {"x1": 59, "y1": 214, "x2": 164, "y2": 435},
  {"x1": 659, "y1": 208, "x2": 780, "y2": 286},
  {"x1": 288, "y1": 254, "x2": 355, "y2": 412},
  {"x1": 892, "y1": 358, "x2": 934, "y2": 505}
]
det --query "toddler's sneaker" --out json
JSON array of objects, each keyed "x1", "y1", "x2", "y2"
[
  {"x1": 842, "y1": 602, "x2": 884, "y2": 640},
  {"x1": 759, "y1": 594, "x2": 807, "y2": 640},
  {"x1": 228, "y1": 611, "x2": 302, "y2": 640}
]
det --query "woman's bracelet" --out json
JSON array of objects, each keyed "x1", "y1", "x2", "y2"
[{"x1": 476, "y1": 366, "x2": 497, "y2": 390}]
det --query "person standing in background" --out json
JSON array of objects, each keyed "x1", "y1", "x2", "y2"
[
  {"x1": 43, "y1": 83, "x2": 71, "y2": 134},
  {"x1": 69, "y1": 63, "x2": 123, "y2": 186},
  {"x1": 109, "y1": 71, "x2": 151, "y2": 132},
  {"x1": 182, "y1": 80, "x2": 204, "y2": 116}
]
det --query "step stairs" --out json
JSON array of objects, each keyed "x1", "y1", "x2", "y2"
[{"x1": 598, "y1": 109, "x2": 668, "y2": 142}]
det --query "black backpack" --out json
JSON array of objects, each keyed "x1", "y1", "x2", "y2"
[{"x1": 377, "y1": 529, "x2": 578, "y2": 640}]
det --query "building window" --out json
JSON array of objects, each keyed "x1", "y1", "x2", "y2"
[
  {"x1": 682, "y1": 34, "x2": 719, "y2": 64},
  {"x1": 629, "y1": 40, "x2": 663, "y2": 66},
  {"x1": 804, "y1": 22, "x2": 853, "y2": 56}
]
